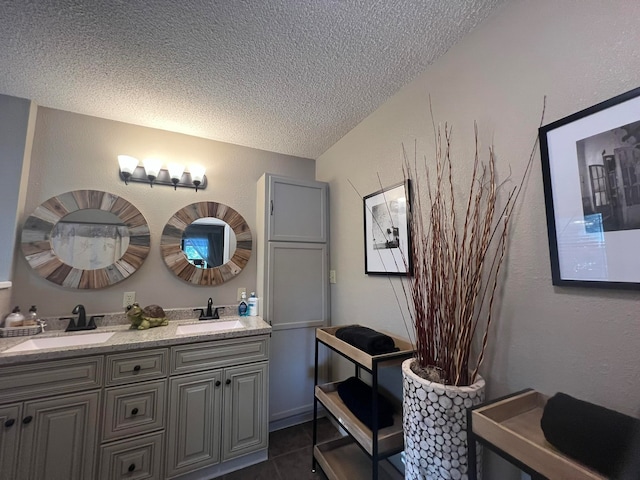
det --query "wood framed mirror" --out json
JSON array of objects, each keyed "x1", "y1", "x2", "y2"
[
  {"x1": 21, "y1": 190, "x2": 150, "y2": 289},
  {"x1": 160, "y1": 201, "x2": 252, "y2": 285}
]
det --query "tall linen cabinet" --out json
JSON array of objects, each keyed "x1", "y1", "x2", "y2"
[{"x1": 257, "y1": 174, "x2": 330, "y2": 430}]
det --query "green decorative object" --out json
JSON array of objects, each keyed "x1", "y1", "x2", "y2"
[{"x1": 126, "y1": 303, "x2": 168, "y2": 330}]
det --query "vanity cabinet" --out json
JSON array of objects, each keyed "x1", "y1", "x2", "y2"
[
  {"x1": 167, "y1": 337, "x2": 269, "y2": 478},
  {"x1": 0, "y1": 330, "x2": 270, "y2": 480},
  {"x1": 0, "y1": 357, "x2": 103, "y2": 480}
]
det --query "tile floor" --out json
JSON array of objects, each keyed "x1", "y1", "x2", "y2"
[{"x1": 220, "y1": 417, "x2": 340, "y2": 480}]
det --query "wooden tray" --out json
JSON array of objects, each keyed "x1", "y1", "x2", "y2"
[
  {"x1": 314, "y1": 437, "x2": 402, "y2": 480},
  {"x1": 316, "y1": 325, "x2": 414, "y2": 370},
  {"x1": 471, "y1": 390, "x2": 606, "y2": 480},
  {"x1": 315, "y1": 382, "x2": 403, "y2": 456}
]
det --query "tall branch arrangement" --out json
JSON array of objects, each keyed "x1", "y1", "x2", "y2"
[{"x1": 403, "y1": 120, "x2": 540, "y2": 387}]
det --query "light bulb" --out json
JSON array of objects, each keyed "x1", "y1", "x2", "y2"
[
  {"x1": 117, "y1": 155, "x2": 140, "y2": 184},
  {"x1": 143, "y1": 158, "x2": 163, "y2": 186},
  {"x1": 190, "y1": 164, "x2": 206, "y2": 192},
  {"x1": 167, "y1": 163, "x2": 185, "y2": 190}
]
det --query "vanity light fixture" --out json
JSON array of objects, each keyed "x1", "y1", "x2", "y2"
[{"x1": 117, "y1": 155, "x2": 207, "y2": 191}]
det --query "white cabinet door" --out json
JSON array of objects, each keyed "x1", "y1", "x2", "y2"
[
  {"x1": 166, "y1": 370, "x2": 223, "y2": 477},
  {"x1": 18, "y1": 391, "x2": 99, "y2": 480},
  {"x1": 0, "y1": 403, "x2": 21, "y2": 479},
  {"x1": 267, "y1": 175, "x2": 328, "y2": 243},
  {"x1": 222, "y1": 362, "x2": 268, "y2": 461}
]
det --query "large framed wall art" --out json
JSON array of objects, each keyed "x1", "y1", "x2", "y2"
[
  {"x1": 363, "y1": 180, "x2": 412, "y2": 275},
  {"x1": 539, "y1": 86, "x2": 640, "y2": 289}
]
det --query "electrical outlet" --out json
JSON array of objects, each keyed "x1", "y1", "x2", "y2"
[
  {"x1": 123, "y1": 291, "x2": 136, "y2": 308},
  {"x1": 237, "y1": 287, "x2": 246, "y2": 301},
  {"x1": 329, "y1": 270, "x2": 337, "y2": 284}
]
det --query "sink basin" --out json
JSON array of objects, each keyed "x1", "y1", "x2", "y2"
[
  {"x1": 176, "y1": 320, "x2": 244, "y2": 335},
  {"x1": 4, "y1": 332, "x2": 116, "y2": 353}
]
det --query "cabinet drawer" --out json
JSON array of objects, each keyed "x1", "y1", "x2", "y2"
[
  {"x1": 99, "y1": 431, "x2": 164, "y2": 480},
  {"x1": 103, "y1": 380, "x2": 166, "y2": 441},
  {"x1": 171, "y1": 336, "x2": 269, "y2": 375},
  {"x1": 106, "y1": 349, "x2": 168, "y2": 386},
  {"x1": 0, "y1": 356, "x2": 102, "y2": 403}
]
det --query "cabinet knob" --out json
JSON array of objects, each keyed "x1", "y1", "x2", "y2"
[
  {"x1": 133, "y1": 365, "x2": 141, "y2": 372},
  {"x1": 131, "y1": 408, "x2": 139, "y2": 416},
  {"x1": 225, "y1": 379, "x2": 231, "y2": 385},
  {"x1": 22, "y1": 416, "x2": 33, "y2": 425},
  {"x1": 4, "y1": 419, "x2": 15, "y2": 428},
  {"x1": 215, "y1": 380, "x2": 221, "y2": 387},
  {"x1": 128, "y1": 463, "x2": 136, "y2": 472}
]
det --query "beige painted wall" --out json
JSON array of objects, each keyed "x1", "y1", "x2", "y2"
[
  {"x1": 316, "y1": 0, "x2": 640, "y2": 476},
  {"x1": 11, "y1": 107, "x2": 315, "y2": 317}
]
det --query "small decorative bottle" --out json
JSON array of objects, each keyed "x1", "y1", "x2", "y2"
[{"x1": 238, "y1": 291, "x2": 249, "y2": 317}]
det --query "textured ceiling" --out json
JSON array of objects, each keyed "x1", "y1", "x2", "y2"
[{"x1": 0, "y1": 0, "x2": 505, "y2": 159}]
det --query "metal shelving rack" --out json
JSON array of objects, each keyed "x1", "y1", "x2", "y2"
[{"x1": 311, "y1": 326, "x2": 414, "y2": 480}]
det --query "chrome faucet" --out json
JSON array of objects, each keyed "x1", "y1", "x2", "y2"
[{"x1": 60, "y1": 304, "x2": 102, "y2": 332}]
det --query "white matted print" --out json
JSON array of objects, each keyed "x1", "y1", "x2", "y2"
[
  {"x1": 363, "y1": 181, "x2": 411, "y2": 275},
  {"x1": 539, "y1": 86, "x2": 640, "y2": 289}
]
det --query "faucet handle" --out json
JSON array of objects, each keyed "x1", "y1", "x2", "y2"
[
  {"x1": 36, "y1": 319, "x2": 47, "y2": 333},
  {"x1": 193, "y1": 308, "x2": 205, "y2": 319},
  {"x1": 60, "y1": 316, "x2": 76, "y2": 330},
  {"x1": 88, "y1": 315, "x2": 103, "y2": 329}
]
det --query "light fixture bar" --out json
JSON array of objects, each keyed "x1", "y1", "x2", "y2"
[{"x1": 119, "y1": 166, "x2": 207, "y2": 190}]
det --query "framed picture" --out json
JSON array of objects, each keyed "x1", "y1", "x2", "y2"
[
  {"x1": 363, "y1": 180, "x2": 412, "y2": 275},
  {"x1": 539, "y1": 86, "x2": 640, "y2": 289}
]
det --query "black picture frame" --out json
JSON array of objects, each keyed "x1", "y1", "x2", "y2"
[
  {"x1": 363, "y1": 180, "x2": 412, "y2": 275},
  {"x1": 539, "y1": 86, "x2": 640, "y2": 289}
]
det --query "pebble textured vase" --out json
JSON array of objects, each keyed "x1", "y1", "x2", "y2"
[{"x1": 402, "y1": 358, "x2": 485, "y2": 480}]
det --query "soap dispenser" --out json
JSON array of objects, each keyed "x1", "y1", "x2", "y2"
[
  {"x1": 4, "y1": 306, "x2": 25, "y2": 328},
  {"x1": 24, "y1": 305, "x2": 38, "y2": 326},
  {"x1": 238, "y1": 291, "x2": 248, "y2": 317}
]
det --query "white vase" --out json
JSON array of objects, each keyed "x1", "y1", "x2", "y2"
[{"x1": 402, "y1": 358, "x2": 485, "y2": 480}]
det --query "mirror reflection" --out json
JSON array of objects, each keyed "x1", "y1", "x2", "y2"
[
  {"x1": 181, "y1": 218, "x2": 237, "y2": 269},
  {"x1": 160, "y1": 201, "x2": 252, "y2": 286},
  {"x1": 51, "y1": 209, "x2": 131, "y2": 270},
  {"x1": 21, "y1": 189, "x2": 150, "y2": 289}
]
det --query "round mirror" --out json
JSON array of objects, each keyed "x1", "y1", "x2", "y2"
[
  {"x1": 161, "y1": 202, "x2": 252, "y2": 285},
  {"x1": 21, "y1": 190, "x2": 150, "y2": 289}
]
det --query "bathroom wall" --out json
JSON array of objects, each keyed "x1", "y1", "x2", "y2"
[
  {"x1": 316, "y1": 0, "x2": 640, "y2": 477},
  {"x1": 11, "y1": 106, "x2": 315, "y2": 317},
  {"x1": 0, "y1": 95, "x2": 36, "y2": 316}
]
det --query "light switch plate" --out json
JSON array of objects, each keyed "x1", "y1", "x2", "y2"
[
  {"x1": 329, "y1": 270, "x2": 336, "y2": 284},
  {"x1": 237, "y1": 287, "x2": 246, "y2": 301}
]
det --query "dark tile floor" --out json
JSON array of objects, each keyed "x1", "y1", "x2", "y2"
[{"x1": 221, "y1": 417, "x2": 340, "y2": 480}]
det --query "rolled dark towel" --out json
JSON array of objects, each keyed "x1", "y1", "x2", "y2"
[
  {"x1": 335, "y1": 325, "x2": 399, "y2": 355},
  {"x1": 337, "y1": 376, "x2": 395, "y2": 430},
  {"x1": 540, "y1": 392, "x2": 640, "y2": 477}
]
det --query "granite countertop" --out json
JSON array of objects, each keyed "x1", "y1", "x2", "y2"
[{"x1": 0, "y1": 315, "x2": 271, "y2": 366}]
